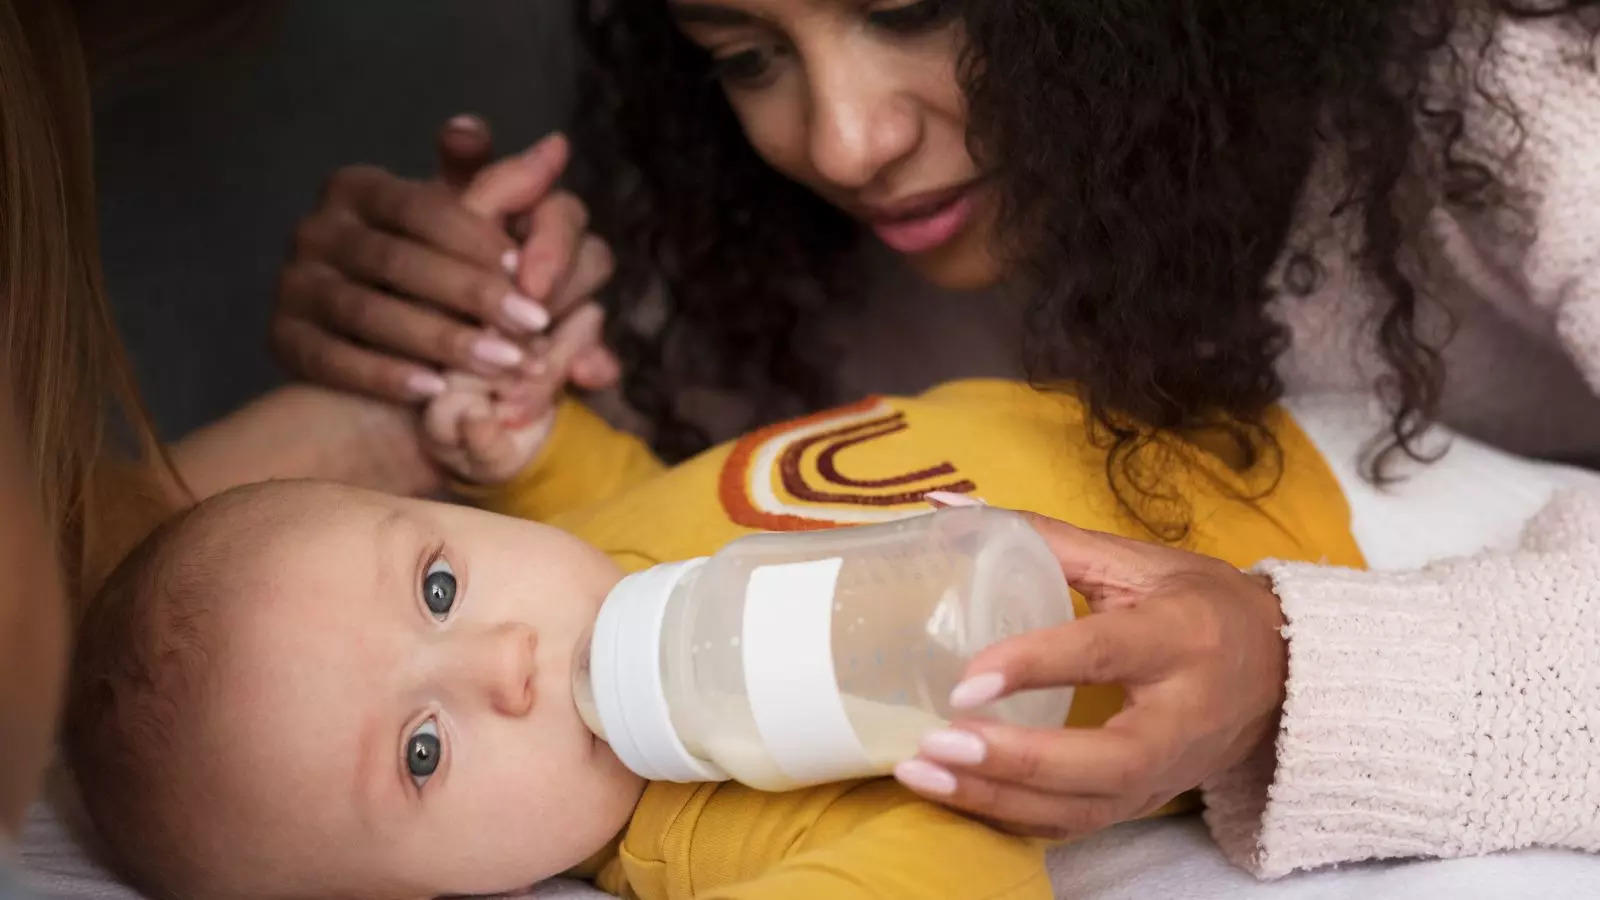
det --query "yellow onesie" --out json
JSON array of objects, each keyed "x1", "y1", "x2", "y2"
[{"x1": 462, "y1": 379, "x2": 1365, "y2": 900}]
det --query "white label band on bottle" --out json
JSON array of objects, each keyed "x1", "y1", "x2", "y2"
[{"x1": 741, "y1": 557, "x2": 875, "y2": 784}]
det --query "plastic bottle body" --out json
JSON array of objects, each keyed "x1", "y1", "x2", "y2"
[{"x1": 578, "y1": 507, "x2": 1075, "y2": 791}]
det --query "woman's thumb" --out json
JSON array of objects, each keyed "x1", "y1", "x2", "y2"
[{"x1": 461, "y1": 133, "x2": 570, "y2": 220}]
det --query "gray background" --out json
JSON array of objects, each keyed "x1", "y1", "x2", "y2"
[{"x1": 95, "y1": 1, "x2": 579, "y2": 439}]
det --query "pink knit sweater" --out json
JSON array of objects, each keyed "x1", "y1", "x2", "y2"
[{"x1": 1202, "y1": 11, "x2": 1600, "y2": 877}]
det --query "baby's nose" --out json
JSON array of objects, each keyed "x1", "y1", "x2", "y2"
[{"x1": 476, "y1": 622, "x2": 538, "y2": 717}]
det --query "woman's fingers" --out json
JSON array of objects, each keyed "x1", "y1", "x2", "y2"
[
  {"x1": 461, "y1": 133, "x2": 570, "y2": 222},
  {"x1": 915, "y1": 708, "x2": 1179, "y2": 798},
  {"x1": 915, "y1": 725, "x2": 1137, "y2": 798},
  {"x1": 295, "y1": 217, "x2": 549, "y2": 338},
  {"x1": 320, "y1": 164, "x2": 513, "y2": 271},
  {"x1": 892, "y1": 760, "x2": 1128, "y2": 841},
  {"x1": 951, "y1": 608, "x2": 1184, "y2": 710},
  {"x1": 269, "y1": 315, "x2": 445, "y2": 404},
  {"x1": 277, "y1": 133, "x2": 612, "y2": 404},
  {"x1": 436, "y1": 114, "x2": 494, "y2": 191},
  {"x1": 1019, "y1": 512, "x2": 1189, "y2": 599},
  {"x1": 305, "y1": 273, "x2": 537, "y2": 379}
]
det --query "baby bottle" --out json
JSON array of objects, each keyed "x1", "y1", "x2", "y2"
[{"x1": 572, "y1": 506, "x2": 1075, "y2": 791}]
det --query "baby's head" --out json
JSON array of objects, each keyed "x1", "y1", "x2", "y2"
[{"x1": 64, "y1": 481, "x2": 643, "y2": 900}]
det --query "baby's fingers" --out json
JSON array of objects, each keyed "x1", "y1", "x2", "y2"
[
  {"x1": 421, "y1": 377, "x2": 490, "y2": 448},
  {"x1": 506, "y1": 302, "x2": 608, "y2": 399},
  {"x1": 461, "y1": 407, "x2": 555, "y2": 485}
]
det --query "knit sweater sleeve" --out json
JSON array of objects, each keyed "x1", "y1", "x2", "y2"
[
  {"x1": 1435, "y1": 14, "x2": 1600, "y2": 391},
  {"x1": 1201, "y1": 486, "x2": 1600, "y2": 878},
  {"x1": 1201, "y1": 15, "x2": 1600, "y2": 878}
]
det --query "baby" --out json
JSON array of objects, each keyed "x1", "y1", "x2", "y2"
[
  {"x1": 64, "y1": 480, "x2": 644, "y2": 899},
  {"x1": 64, "y1": 336, "x2": 1385, "y2": 898}
]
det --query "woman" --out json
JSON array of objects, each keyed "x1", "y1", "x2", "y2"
[
  {"x1": 270, "y1": 0, "x2": 1600, "y2": 879},
  {"x1": 0, "y1": 0, "x2": 173, "y2": 841},
  {"x1": 0, "y1": 0, "x2": 599, "y2": 864}
]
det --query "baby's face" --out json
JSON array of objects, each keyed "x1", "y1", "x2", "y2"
[{"x1": 188, "y1": 485, "x2": 643, "y2": 898}]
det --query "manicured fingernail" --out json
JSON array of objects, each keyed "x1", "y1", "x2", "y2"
[
  {"x1": 894, "y1": 760, "x2": 957, "y2": 796},
  {"x1": 920, "y1": 729, "x2": 987, "y2": 766},
  {"x1": 406, "y1": 372, "x2": 447, "y2": 400},
  {"x1": 472, "y1": 335, "x2": 525, "y2": 368},
  {"x1": 949, "y1": 672, "x2": 1006, "y2": 710},
  {"x1": 501, "y1": 250, "x2": 521, "y2": 277},
  {"x1": 501, "y1": 293, "x2": 550, "y2": 332},
  {"x1": 926, "y1": 490, "x2": 985, "y2": 508},
  {"x1": 446, "y1": 113, "x2": 487, "y2": 133}
]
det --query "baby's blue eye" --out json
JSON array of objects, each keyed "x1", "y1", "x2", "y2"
[
  {"x1": 407, "y1": 718, "x2": 442, "y2": 788},
  {"x1": 423, "y1": 559, "x2": 456, "y2": 619}
]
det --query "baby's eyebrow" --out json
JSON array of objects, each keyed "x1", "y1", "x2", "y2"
[
  {"x1": 351, "y1": 709, "x2": 387, "y2": 835},
  {"x1": 373, "y1": 508, "x2": 414, "y2": 605},
  {"x1": 352, "y1": 506, "x2": 420, "y2": 834}
]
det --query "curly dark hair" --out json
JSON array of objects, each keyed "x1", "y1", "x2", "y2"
[{"x1": 572, "y1": 0, "x2": 1600, "y2": 537}]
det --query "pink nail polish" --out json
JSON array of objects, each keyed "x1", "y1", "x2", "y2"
[
  {"x1": 926, "y1": 490, "x2": 985, "y2": 508},
  {"x1": 502, "y1": 293, "x2": 550, "y2": 332},
  {"x1": 949, "y1": 672, "x2": 1006, "y2": 710},
  {"x1": 920, "y1": 729, "x2": 987, "y2": 766},
  {"x1": 894, "y1": 760, "x2": 957, "y2": 796},
  {"x1": 472, "y1": 335, "x2": 525, "y2": 368},
  {"x1": 501, "y1": 250, "x2": 521, "y2": 277},
  {"x1": 406, "y1": 372, "x2": 447, "y2": 400}
]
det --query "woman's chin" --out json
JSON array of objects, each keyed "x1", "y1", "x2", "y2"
[
  {"x1": 904, "y1": 244, "x2": 1006, "y2": 292},
  {"x1": 891, "y1": 208, "x2": 1007, "y2": 292}
]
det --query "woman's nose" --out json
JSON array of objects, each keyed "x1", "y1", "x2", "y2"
[
  {"x1": 465, "y1": 622, "x2": 538, "y2": 717},
  {"x1": 807, "y1": 64, "x2": 922, "y2": 191}
]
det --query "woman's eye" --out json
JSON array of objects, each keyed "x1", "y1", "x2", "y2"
[
  {"x1": 406, "y1": 718, "x2": 443, "y2": 789},
  {"x1": 867, "y1": 0, "x2": 956, "y2": 33},
  {"x1": 710, "y1": 47, "x2": 778, "y2": 87},
  {"x1": 422, "y1": 558, "x2": 456, "y2": 620}
]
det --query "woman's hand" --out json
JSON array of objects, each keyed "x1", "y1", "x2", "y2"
[
  {"x1": 271, "y1": 117, "x2": 619, "y2": 403},
  {"x1": 894, "y1": 512, "x2": 1288, "y2": 841}
]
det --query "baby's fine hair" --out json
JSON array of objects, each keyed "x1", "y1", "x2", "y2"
[{"x1": 61, "y1": 482, "x2": 300, "y2": 900}]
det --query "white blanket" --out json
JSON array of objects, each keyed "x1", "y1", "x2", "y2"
[
  {"x1": 22, "y1": 803, "x2": 1600, "y2": 900},
  {"x1": 20, "y1": 395, "x2": 1600, "y2": 898}
]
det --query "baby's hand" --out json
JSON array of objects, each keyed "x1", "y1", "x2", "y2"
[{"x1": 422, "y1": 303, "x2": 607, "y2": 484}]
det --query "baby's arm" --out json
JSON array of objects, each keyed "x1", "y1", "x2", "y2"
[{"x1": 422, "y1": 304, "x2": 665, "y2": 520}]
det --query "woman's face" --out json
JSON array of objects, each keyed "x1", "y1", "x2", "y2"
[{"x1": 670, "y1": 0, "x2": 1003, "y2": 290}]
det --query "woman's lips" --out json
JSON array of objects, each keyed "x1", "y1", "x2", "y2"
[{"x1": 866, "y1": 184, "x2": 979, "y2": 255}]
